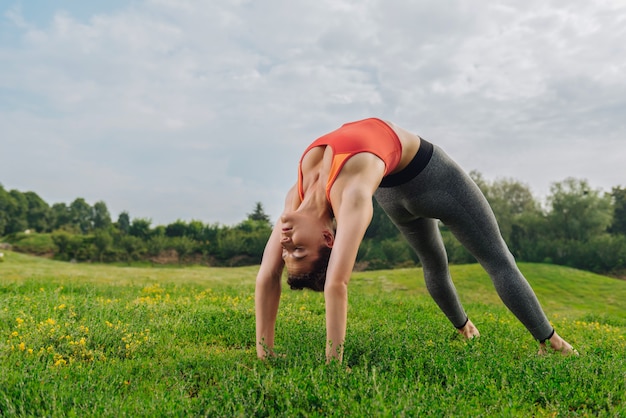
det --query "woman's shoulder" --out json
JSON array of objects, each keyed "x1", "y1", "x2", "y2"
[{"x1": 330, "y1": 168, "x2": 379, "y2": 214}]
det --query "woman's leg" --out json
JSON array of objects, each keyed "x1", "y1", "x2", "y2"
[
  {"x1": 376, "y1": 145, "x2": 554, "y2": 341},
  {"x1": 393, "y1": 217, "x2": 469, "y2": 329},
  {"x1": 428, "y1": 148, "x2": 555, "y2": 341}
]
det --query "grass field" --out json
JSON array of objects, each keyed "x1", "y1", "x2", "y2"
[{"x1": 1, "y1": 251, "x2": 625, "y2": 417}]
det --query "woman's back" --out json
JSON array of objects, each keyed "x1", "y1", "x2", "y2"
[{"x1": 297, "y1": 118, "x2": 422, "y2": 206}]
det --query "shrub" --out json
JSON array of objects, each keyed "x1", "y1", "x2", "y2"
[{"x1": 8, "y1": 232, "x2": 56, "y2": 255}]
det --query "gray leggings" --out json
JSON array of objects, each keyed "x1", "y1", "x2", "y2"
[{"x1": 374, "y1": 141, "x2": 554, "y2": 341}]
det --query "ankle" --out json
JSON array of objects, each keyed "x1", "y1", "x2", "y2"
[{"x1": 540, "y1": 332, "x2": 578, "y2": 356}]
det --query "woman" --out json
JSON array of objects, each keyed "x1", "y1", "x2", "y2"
[{"x1": 255, "y1": 117, "x2": 575, "y2": 362}]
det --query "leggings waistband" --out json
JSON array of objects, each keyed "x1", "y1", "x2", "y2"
[{"x1": 379, "y1": 138, "x2": 434, "y2": 188}]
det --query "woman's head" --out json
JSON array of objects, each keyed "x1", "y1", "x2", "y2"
[
  {"x1": 286, "y1": 245, "x2": 332, "y2": 291},
  {"x1": 280, "y1": 210, "x2": 334, "y2": 292}
]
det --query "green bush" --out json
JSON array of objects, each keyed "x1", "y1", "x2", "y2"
[
  {"x1": 6, "y1": 232, "x2": 56, "y2": 255},
  {"x1": 547, "y1": 235, "x2": 626, "y2": 274}
]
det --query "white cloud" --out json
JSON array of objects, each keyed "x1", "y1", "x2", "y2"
[{"x1": 1, "y1": 0, "x2": 625, "y2": 225}]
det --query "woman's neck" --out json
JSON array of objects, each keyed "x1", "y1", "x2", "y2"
[{"x1": 299, "y1": 175, "x2": 334, "y2": 224}]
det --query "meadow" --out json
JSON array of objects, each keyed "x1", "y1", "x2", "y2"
[{"x1": 1, "y1": 251, "x2": 625, "y2": 417}]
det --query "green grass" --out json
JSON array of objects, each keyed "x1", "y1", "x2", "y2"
[{"x1": 1, "y1": 251, "x2": 625, "y2": 417}]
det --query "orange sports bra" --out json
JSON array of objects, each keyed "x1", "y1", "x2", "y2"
[{"x1": 298, "y1": 118, "x2": 402, "y2": 202}]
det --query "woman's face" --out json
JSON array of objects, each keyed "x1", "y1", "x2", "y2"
[{"x1": 280, "y1": 211, "x2": 332, "y2": 273}]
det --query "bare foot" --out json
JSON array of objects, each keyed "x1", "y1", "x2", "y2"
[
  {"x1": 538, "y1": 331, "x2": 579, "y2": 356},
  {"x1": 457, "y1": 318, "x2": 480, "y2": 339}
]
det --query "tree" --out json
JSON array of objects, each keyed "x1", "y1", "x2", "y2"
[
  {"x1": 120, "y1": 235, "x2": 144, "y2": 264},
  {"x1": 51, "y1": 230, "x2": 85, "y2": 261},
  {"x1": 116, "y1": 211, "x2": 130, "y2": 235},
  {"x1": 146, "y1": 235, "x2": 168, "y2": 265},
  {"x1": 129, "y1": 218, "x2": 152, "y2": 240},
  {"x1": 165, "y1": 220, "x2": 187, "y2": 238},
  {"x1": 4, "y1": 189, "x2": 28, "y2": 234},
  {"x1": 247, "y1": 202, "x2": 271, "y2": 224},
  {"x1": 151, "y1": 225, "x2": 167, "y2": 238},
  {"x1": 93, "y1": 229, "x2": 113, "y2": 262},
  {"x1": 610, "y1": 186, "x2": 626, "y2": 236},
  {"x1": 216, "y1": 219, "x2": 272, "y2": 265},
  {"x1": 509, "y1": 211, "x2": 550, "y2": 262},
  {"x1": 50, "y1": 203, "x2": 72, "y2": 231},
  {"x1": 0, "y1": 184, "x2": 10, "y2": 235},
  {"x1": 69, "y1": 198, "x2": 93, "y2": 234},
  {"x1": 470, "y1": 172, "x2": 541, "y2": 244},
  {"x1": 23, "y1": 191, "x2": 50, "y2": 232},
  {"x1": 546, "y1": 178, "x2": 612, "y2": 242},
  {"x1": 172, "y1": 236, "x2": 195, "y2": 265},
  {"x1": 52, "y1": 231, "x2": 72, "y2": 256},
  {"x1": 217, "y1": 226, "x2": 246, "y2": 262},
  {"x1": 92, "y1": 201, "x2": 112, "y2": 230},
  {"x1": 186, "y1": 220, "x2": 206, "y2": 241}
]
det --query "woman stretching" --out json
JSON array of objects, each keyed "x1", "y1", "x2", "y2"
[{"x1": 255, "y1": 117, "x2": 575, "y2": 362}]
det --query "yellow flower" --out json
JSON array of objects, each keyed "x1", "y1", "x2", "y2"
[
  {"x1": 16, "y1": 317, "x2": 24, "y2": 325},
  {"x1": 46, "y1": 318, "x2": 56, "y2": 326},
  {"x1": 18, "y1": 342, "x2": 26, "y2": 351}
]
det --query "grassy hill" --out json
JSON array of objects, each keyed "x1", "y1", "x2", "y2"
[
  {"x1": 4, "y1": 251, "x2": 625, "y2": 316},
  {"x1": 1, "y1": 251, "x2": 625, "y2": 416},
  {"x1": 351, "y1": 262, "x2": 626, "y2": 324}
]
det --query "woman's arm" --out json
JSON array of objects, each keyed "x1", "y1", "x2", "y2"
[
  {"x1": 255, "y1": 186, "x2": 301, "y2": 359},
  {"x1": 323, "y1": 153, "x2": 384, "y2": 363},
  {"x1": 255, "y1": 220, "x2": 285, "y2": 359},
  {"x1": 323, "y1": 188, "x2": 374, "y2": 362}
]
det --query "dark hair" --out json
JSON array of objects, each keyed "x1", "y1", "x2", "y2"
[{"x1": 286, "y1": 246, "x2": 332, "y2": 292}]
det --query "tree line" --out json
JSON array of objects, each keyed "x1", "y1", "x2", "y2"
[
  {"x1": 360, "y1": 173, "x2": 626, "y2": 275},
  {"x1": 1, "y1": 176, "x2": 626, "y2": 275},
  {"x1": 0, "y1": 185, "x2": 272, "y2": 266}
]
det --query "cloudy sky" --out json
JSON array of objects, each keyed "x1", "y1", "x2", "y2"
[{"x1": 1, "y1": 0, "x2": 625, "y2": 226}]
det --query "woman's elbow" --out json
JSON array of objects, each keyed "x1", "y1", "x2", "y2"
[{"x1": 324, "y1": 280, "x2": 348, "y2": 298}]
